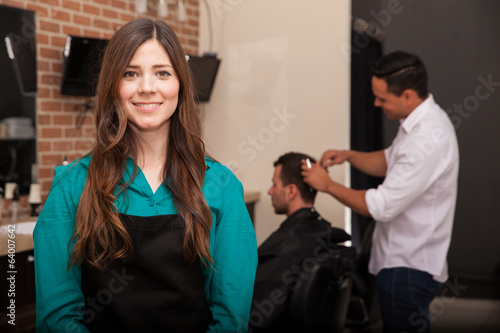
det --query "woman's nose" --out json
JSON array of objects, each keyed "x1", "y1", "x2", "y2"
[{"x1": 138, "y1": 75, "x2": 156, "y2": 94}]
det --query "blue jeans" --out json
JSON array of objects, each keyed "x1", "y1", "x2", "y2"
[{"x1": 376, "y1": 267, "x2": 443, "y2": 333}]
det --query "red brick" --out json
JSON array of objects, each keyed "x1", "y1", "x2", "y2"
[
  {"x1": 0, "y1": 0, "x2": 23, "y2": 9},
  {"x1": 78, "y1": 113, "x2": 95, "y2": 126},
  {"x1": 41, "y1": 179, "x2": 54, "y2": 193},
  {"x1": 41, "y1": 127, "x2": 63, "y2": 138},
  {"x1": 65, "y1": 102, "x2": 86, "y2": 112},
  {"x1": 103, "y1": 8, "x2": 119, "y2": 19},
  {"x1": 41, "y1": 153, "x2": 65, "y2": 166},
  {"x1": 53, "y1": 62, "x2": 64, "y2": 73},
  {"x1": 82, "y1": 29, "x2": 103, "y2": 38},
  {"x1": 41, "y1": 74, "x2": 60, "y2": 85},
  {"x1": 51, "y1": 8, "x2": 71, "y2": 22},
  {"x1": 187, "y1": 18, "x2": 198, "y2": 27},
  {"x1": 76, "y1": 140, "x2": 94, "y2": 152},
  {"x1": 112, "y1": 0, "x2": 127, "y2": 10},
  {"x1": 54, "y1": 141, "x2": 75, "y2": 152},
  {"x1": 120, "y1": 13, "x2": 135, "y2": 23},
  {"x1": 26, "y1": 4, "x2": 50, "y2": 17},
  {"x1": 51, "y1": 36, "x2": 67, "y2": 48},
  {"x1": 104, "y1": 31, "x2": 116, "y2": 39},
  {"x1": 65, "y1": 127, "x2": 84, "y2": 138},
  {"x1": 38, "y1": 87, "x2": 51, "y2": 98},
  {"x1": 39, "y1": 166, "x2": 53, "y2": 179},
  {"x1": 49, "y1": 90, "x2": 64, "y2": 102},
  {"x1": 37, "y1": 32, "x2": 50, "y2": 45},
  {"x1": 54, "y1": 115, "x2": 74, "y2": 126},
  {"x1": 186, "y1": 7, "x2": 198, "y2": 16},
  {"x1": 94, "y1": 18, "x2": 111, "y2": 30},
  {"x1": 37, "y1": 60, "x2": 50, "y2": 71},
  {"x1": 83, "y1": 4, "x2": 100, "y2": 16},
  {"x1": 74, "y1": 14, "x2": 91, "y2": 26},
  {"x1": 62, "y1": 24, "x2": 81, "y2": 36},
  {"x1": 40, "y1": 47, "x2": 61, "y2": 60},
  {"x1": 38, "y1": 140, "x2": 52, "y2": 152},
  {"x1": 38, "y1": 114, "x2": 51, "y2": 126},
  {"x1": 85, "y1": 127, "x2": 97, "y2": 138},
  {"x1": 62, "y1": 0, "x2": 80, "y2": 11},
  {"x1": 39, "y1": 0, "x2": 59, "y2": 6},
  {"x1": 41, "y1": 101, "x2": 63, "y2": 112},
  {"x1": 38, "y1": 20, "x2": 60, "y2": 33}
]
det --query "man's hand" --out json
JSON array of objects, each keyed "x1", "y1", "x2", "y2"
[
  {"x1": 320, "y1": 150, "x2": 350, "y2": 168},
  {"x1": 301, "y1": 158, "x2": 371, "y2": 217},
  {"x1": 300, "y1": 159, "x2": 334, "y2": 192}
]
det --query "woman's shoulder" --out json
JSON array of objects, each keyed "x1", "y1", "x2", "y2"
[
  {"x1": 205, "y1": 156, "x2": 239, "y2": 182},
  {"x1": 204, "y1": 156, "x2": 245, "y2": 197},
  {"x1": 53, "y1": 155, "x2": 91, "y2": 184}
]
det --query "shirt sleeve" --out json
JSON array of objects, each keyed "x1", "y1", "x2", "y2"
[
  {"x1": 366, "y1": 132, "x2": 444, "y2": 222},
  {"x1": 34, "y1": 163, "x2": 89, "y2": 333},
  {"x1": 204, "y1": 166, "x2": 258, "y2": 333}
]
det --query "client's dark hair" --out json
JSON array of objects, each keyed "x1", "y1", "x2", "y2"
[
  {"x1": 274, "y1": 152, "x2": 317, "y2": 204},
  {"x1": 371, "y1": 50, "x2": 428, "y2": 99}
]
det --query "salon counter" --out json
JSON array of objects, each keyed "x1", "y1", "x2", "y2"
[
  {"x1": 0, "y1": 218, "x2": 37, "y2": 257},
  {"x1": 244, "y1": 190, "x2": 260, "y2": 224}
]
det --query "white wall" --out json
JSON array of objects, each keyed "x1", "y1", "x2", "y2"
[{"x1": 199, "y1": 0, "x2": 351, "y2": 245}]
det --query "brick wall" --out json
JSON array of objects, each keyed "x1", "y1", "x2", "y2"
[{"x1": 0, "y1": 0, "x2": 200, "y2": 213}]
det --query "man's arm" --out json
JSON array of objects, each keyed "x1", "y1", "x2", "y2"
[
  {"x1": 320, "y1": 149, "x2": 387, "y2": 178},
  {"x1": 301, "y1": 161, "x2": 371, "y2": 217}
]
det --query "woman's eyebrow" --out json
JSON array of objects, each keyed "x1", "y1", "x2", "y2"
[{"x1": 126, "y1": 64, "x2": 173, "y2": 68}]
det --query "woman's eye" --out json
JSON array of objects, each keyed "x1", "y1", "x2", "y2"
[
  {"x1": 157, "y1": 71, "x2": 172, "y2": 78},
  {"x1": 123, "y1": 71, "x2": 138, "y2": 78}
]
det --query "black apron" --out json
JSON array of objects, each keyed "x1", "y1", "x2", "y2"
[{"x1": 81, "y1": 214, "x2": 211, "y2": 332}]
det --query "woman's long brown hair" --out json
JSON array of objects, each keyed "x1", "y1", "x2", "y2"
[{"x1": 69, "y1": 19, "x2": 213, "y2": 269}]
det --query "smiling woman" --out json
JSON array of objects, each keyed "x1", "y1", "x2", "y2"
[
  {"x1": 33, "y1": 18, "x2": 257, "y2": 333},
  {"x1": 119, "y1": 39, "x2": 180, "y2": 135}
]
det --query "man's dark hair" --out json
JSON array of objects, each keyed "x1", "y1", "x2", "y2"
[
  {"x1": 274, "y1": 152, "x2": 317, "y2": 204},
  {"x1": 371, "y1": 50, "x2": 428, "y2": 99}
]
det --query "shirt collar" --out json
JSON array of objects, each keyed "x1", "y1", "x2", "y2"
[{"x1": 400, "y1": 94, "x2": 434, "y2": 133}]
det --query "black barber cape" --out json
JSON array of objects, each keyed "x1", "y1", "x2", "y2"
[{"x1": 249, "y1": 207, "x2": 351, "y2": 332}]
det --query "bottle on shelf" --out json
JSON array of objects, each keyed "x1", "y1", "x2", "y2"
[{"x1": 8, "y1": 184, "x2": 20, "y2": 222}]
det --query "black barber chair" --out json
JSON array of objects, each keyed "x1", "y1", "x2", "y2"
[
  {"x1": 345, "y1": 220, "x2": 382, "y2": 332},
  {"x1": 286, "y1": 245, "x2": 357, "y2": 332}
]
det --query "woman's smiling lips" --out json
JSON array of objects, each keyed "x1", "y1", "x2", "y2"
[{"x1": 132, "y1": 102, "x2": 163, "y2": 112}]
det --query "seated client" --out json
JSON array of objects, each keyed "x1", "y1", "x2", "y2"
[{"x1": 249, "y1": 152, "x2": 351, "y2": 332}]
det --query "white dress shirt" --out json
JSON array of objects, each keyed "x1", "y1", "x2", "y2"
[{"x1": 365, "y1": 94, "x2": 459, "y2": 282}]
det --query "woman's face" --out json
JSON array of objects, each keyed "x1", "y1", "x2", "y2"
[{"x1": 119, "y1": 39, "x2": 180, "y2": 135}]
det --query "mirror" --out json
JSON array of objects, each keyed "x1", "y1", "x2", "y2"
[{"x1": 0, "y1": 5, "x2": 37, "y2": 195}]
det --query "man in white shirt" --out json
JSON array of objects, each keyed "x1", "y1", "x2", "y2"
[{"x1": 301, "y1": 51, "x2": 459, "y2": 333}]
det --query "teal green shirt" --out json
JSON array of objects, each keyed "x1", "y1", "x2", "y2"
[{"x1": 34, "y1": 156, "x2": 257, "y2": 332}]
